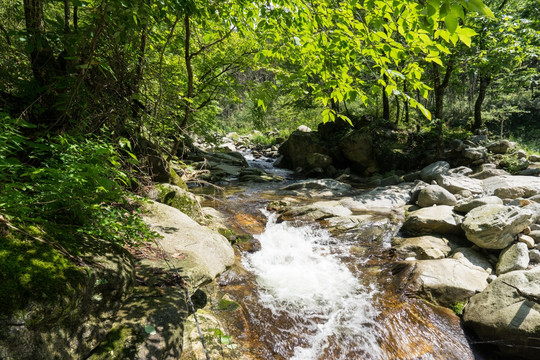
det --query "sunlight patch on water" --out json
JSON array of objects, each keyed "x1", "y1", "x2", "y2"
[{"x1": 243, "y1": 212, "x2": 382, "y2": 360}]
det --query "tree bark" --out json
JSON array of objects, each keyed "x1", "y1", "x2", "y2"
[
  {"x1": 382, "y1": 75, "x2": 390, "y2": 121},
  {"x1": 472, "y1": 74, "x2": 492, "y2": 131},
  {"x1": 432, "y1": 53, "x2": 456, "y2": 121},
  {"x1": 23, "y1": 0, "x2": 59, "y2": 87}
]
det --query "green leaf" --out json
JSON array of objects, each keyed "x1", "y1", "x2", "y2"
[
  {"x1": 145, "y1": 325, "x2": 157, "y2": 335},
  {"x1": 444, "y1": 12, "x2": 458, "y2": 34},
  {"x1": 455, "y1": 27, "x2": 477, "y2": 47}
]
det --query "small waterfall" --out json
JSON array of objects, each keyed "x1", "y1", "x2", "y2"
[{"x1": 243, "y1": 212, "x2": 382, "y2": 360}]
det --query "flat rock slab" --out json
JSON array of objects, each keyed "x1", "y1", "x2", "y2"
[
  {"x1": 483, "y1": 175, "x2": 540, "y2": 196},
  {"x1": 142, "y1": 201, "x2": 235, "y2": 287},
  {"x1": 342, "y1": 182, "x2": 420, "y2": 211},
  {"x1": 394, "y1": 258, "x2": 489, "y2": 307},
  {"x1": 394, "y1": 235, "x2": 454, "y2": 260},
  {"x1": 402, "y1": 205, "x2": 463, "y2": 235},
  {"x1": 463, "y1": 267, "x2": 540, "y2": 360},
  {"x1": 436, "y1": 174, "x2": 483, "y2": 195}
]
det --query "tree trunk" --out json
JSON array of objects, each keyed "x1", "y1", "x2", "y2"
[
  {"x1": 23, "y1": 0, "x2": 59, "y2": 87},
  {"x1": 404, "y1": 82, "x2": 410, "y2": 124},
  {"x1": 432, "y1": 53, "x2": 456, "y2": 121},
  {"x1": 168, "y1": 13, "x2": 194, "y2": 162},
  {"x1": 472, "y1": 75, "x2": 492, "y2": 131},
  {"x1": 382, "y1": 75, "x2": 390, "y2": 122}
]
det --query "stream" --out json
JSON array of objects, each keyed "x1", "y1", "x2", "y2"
[{"x1": 190, "y1": 154, "x2": 488, "y2": 360}]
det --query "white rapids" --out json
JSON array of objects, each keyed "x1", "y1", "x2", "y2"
[{"x1": 243, "y1": 212, "x2": 382, "y2": 360}]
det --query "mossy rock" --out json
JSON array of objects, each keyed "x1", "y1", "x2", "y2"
[{"x1": 154, "y1": 183, "x2": 201, "y2": 220}]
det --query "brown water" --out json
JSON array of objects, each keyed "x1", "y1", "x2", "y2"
[{"x1": 192, "y1": 176, "x2": 488, "y2": 360}]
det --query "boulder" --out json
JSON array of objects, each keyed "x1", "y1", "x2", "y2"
[
  {"x1": 148, "y1": 183, "x2": 201, "y2": 220},
  {"x1": 435, "y1": 174, "x2": 483, "y2": 195},
  {"x1": 341, "y1": 182, "x2": 422, "y2": 211},
  {"x1": 469, "y1": 168, "x2": 510, "y2": 180},
  {"x1": 306, "y1": 152, "x2": 333, "y2": 169},
  {"x1": 451, "y1": 247, "x2": 494, "y2": 274},
  {"x1": 394, "y1": 235, "x2": 453, "y2": 260},
  {"x1": 487, "y1": 139, "x2": 514, "y2": 154},
  {"x1": 454, "y1": 196, "x2": 503, "y2": 214},
  {"x1": 518, "y1": 234, "x2": 535, "y2": 249},
  {"x1": 278, "y1": 201, "x2": 352, "y2": 222},
  {"x1": 463, "y1": 268, "x2": 540, "y2": 360},
  {"x1": 529, "y1": 249, "x2": 540, "y2": 263},
  {"x1": 338, "y1": 131, "x2": 376, "y2": 171},
  {"x1": 447, "y1": 166, "x2": 473, "y2": 177},
  {"x1": 420, "y1": 161, "x2": 450, "y2": 183},
  {"x1": 142, "y1": 201, "x2": 235, "y2": 287},
  {"x1": 461, "y1": 205, "x2": 533, "y2": 249},
  {"x1": 297, "y1": 125, "x2": 311, "y2": 132},
  {"x1": 417, "y1": 185, "x2": 457, "y2": 207},
  {"x1": 278, "y1": 130, "x2": 326, "y2": 169},
  {"x1": 402, "y1": 206, "x2": 463, "y2": 235},
  {"x1": 494, "y1": 186, "x2": 538, "y2": 199},
  {"x1": 528, "y1": 154, "x2": 540, "y2": 162},
  {"x1": 393, "y1": 258, "x2": 489, "y2": 307},
  {"x1": 280, "y1": 179, "x2": 353, "y2": 197},
  {"x1": 496, "y1": 242, "x2": 530, "y2": 275},
  {"x1": 483, "y1": 175, "x2": 540, "y2": 196},
  {"x1": 462, "y1": 146, "x2": 487, "y2": 162},
  {"x1": 528, "y1": 230, "x2": 540, "y2": 244}
]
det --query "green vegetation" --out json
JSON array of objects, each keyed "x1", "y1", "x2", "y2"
[
  {"x1": 450, "y1": 302, "x2": 465, "y2": 316},
  {"x1": 0, "y1": 0, "x2": 538, "y2": 325}
]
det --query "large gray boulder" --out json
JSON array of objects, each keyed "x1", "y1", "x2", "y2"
[
  {"x1": 486, "y1": 139, "x2": 514, "y2": 154},
  {"x1": 496, "y1": 242, "x2": 530, "y2": 275},
  {"x1": 461, "y1": 205, "x2": 533, "y2": 249},
  {"x1": 402, "y1": 205, "x2": 463, "y2": 235},
  {"x1": 483, "y1": 175, "x2": 540, "y2": 196},
  {"x1": 147, "y1": 183, "x2": 201, "y2": 220},
  {"x1": 435, "y1": 174, "x2": 483, "y2": 195},
  {"x1": 277, "y1": 130, "x2": 326, "y2": 169},
  {"x1": 494, "y1": 186, "x2": 538, "y2": 199},
  {"x1": 394, "y1": 258, "x2": 490, "y2": 307},
  {"x1": 463, "y1": 267, "x2": 540, "y2": 360},
  {"x1": 417, "y1": 184, "x2": 457, "y2": 207},
  {"x1": 461, "y1": 205, "x2": 534, "y2": 249},
  {"x1": 420, "y1": 161, "x2": 450, "y2": 182},
  {"x1": 142, "y1": 200, "x2": 235, "y2": 287}
]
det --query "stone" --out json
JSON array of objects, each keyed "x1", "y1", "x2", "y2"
[
  {"x1": 528, "y1": 230, "x2": 540, "y2": 244},
  {"x1": 518, "y1": 234, "x2": 535, "y2": 249},
  {"x1": 528, "y1": 154, "x2": 540, "y2": 162},
  {"x1": 447, "y1": 166, "x2": 473, "y2": 176},
  {"x1": 462, "y1": 146, "x2": 487, "y2": 161},
  {"x1": 394, "y1": 235, "x2": 453, "y2": 260},
  {"x1": 393, "y1": 258, "x2": 489, "y2": 307},
  {"x1": 297, "y1": 124, "x2": 311, "y2": 132},
  {"x1": 516, "y1": 149, "x2": 528, "y2": 159},
  {"x1": 402, "y1": 205, "x2": 463, "y2": 235},
  {"x1": 278, "y1": 130, "x2": 326, "y2": 169},
  {"x1": 148, "y1": 183, "x2": 201, "y2": 220},
  {"x1": 306, "y1": 152, "x2": 333, "y2": 169},
  {"x1": 518, "y1": 168, "x2": 540, "y2": 176},
  {"x1": 496, "y1": 242, "x2": 530, "y2": 275},
  {"x1": 463, "y1": 267, "x2": 540, "y2": 360},
  {"x1": 454, "y1": 196, "x2": 503, "y2": 214},
  {"x1": 462, "y1": 205, "x2": 534, "y2": 249},
  {"x1": 420, "y1": 161, "x2": 450, "y2": 183},
  {"x1": 142, "y1": 200, "x2": 235, "y2": 287},
  {"x1": 279, "y1": 201, "x2": 352, "y2": 222},
  {"x1": 529, "y1": 249, "x2": 540, "y2": 263},
  {"x1": 469, "y1": 168, "x2": 510, "y2": 179},
  {"x1": 341, "y1": 182, "x2": 422, "y2": 211},
  {"x1": 487, "y1": 139, "x2": 514, "y2": 154},
  {"x1": 416, "y1": 185, "x2": 457, "y2": 207},
  {"x1": 338, "y1": 131, "x2": 376, "y2": 171},
  {"x1": 494, "y1": 186, "x2": 538, "y2": 199},
  {"x1": 451, "y1": 247, "x2": 494, "y2": 274},
  {"x1": 280, "y1": 178, "x2": 353, "y2": 197},
  {"x1": 483, "y1": 175, "x2": 540, "y2": 196},
  {"x1": 435, "y1": 174, "x2": 483, "y2": 195}
]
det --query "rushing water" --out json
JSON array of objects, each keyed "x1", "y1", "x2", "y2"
[{"x1": 244, "y1": 212, "x2": 381, "y2": 360}]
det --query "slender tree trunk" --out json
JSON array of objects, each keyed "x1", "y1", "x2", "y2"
[
  {"x1": 404, "y1": 82, "x2": 410, "y2": 124},
  {"x1": 168, "y1": 13, "x2": 194, "y2": 162},
  {"x1": 432, "y1": 53, "x2": 456, "y2": 121},
  {"x1": 472, "y1": 75, "x2": 492, "y2": 131},
  {"x1": 63, "y1": 0, "x2": 70, "y2": 34},
  {"x1": 395, "y1": 95, "x2": 400, "y2": 124},
  {"x1": 73, "y1": 6, "x2": 78, "y2": 31},
  {"x1": 382, "y1": 75, "x2": 390, "y2": 121}
]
